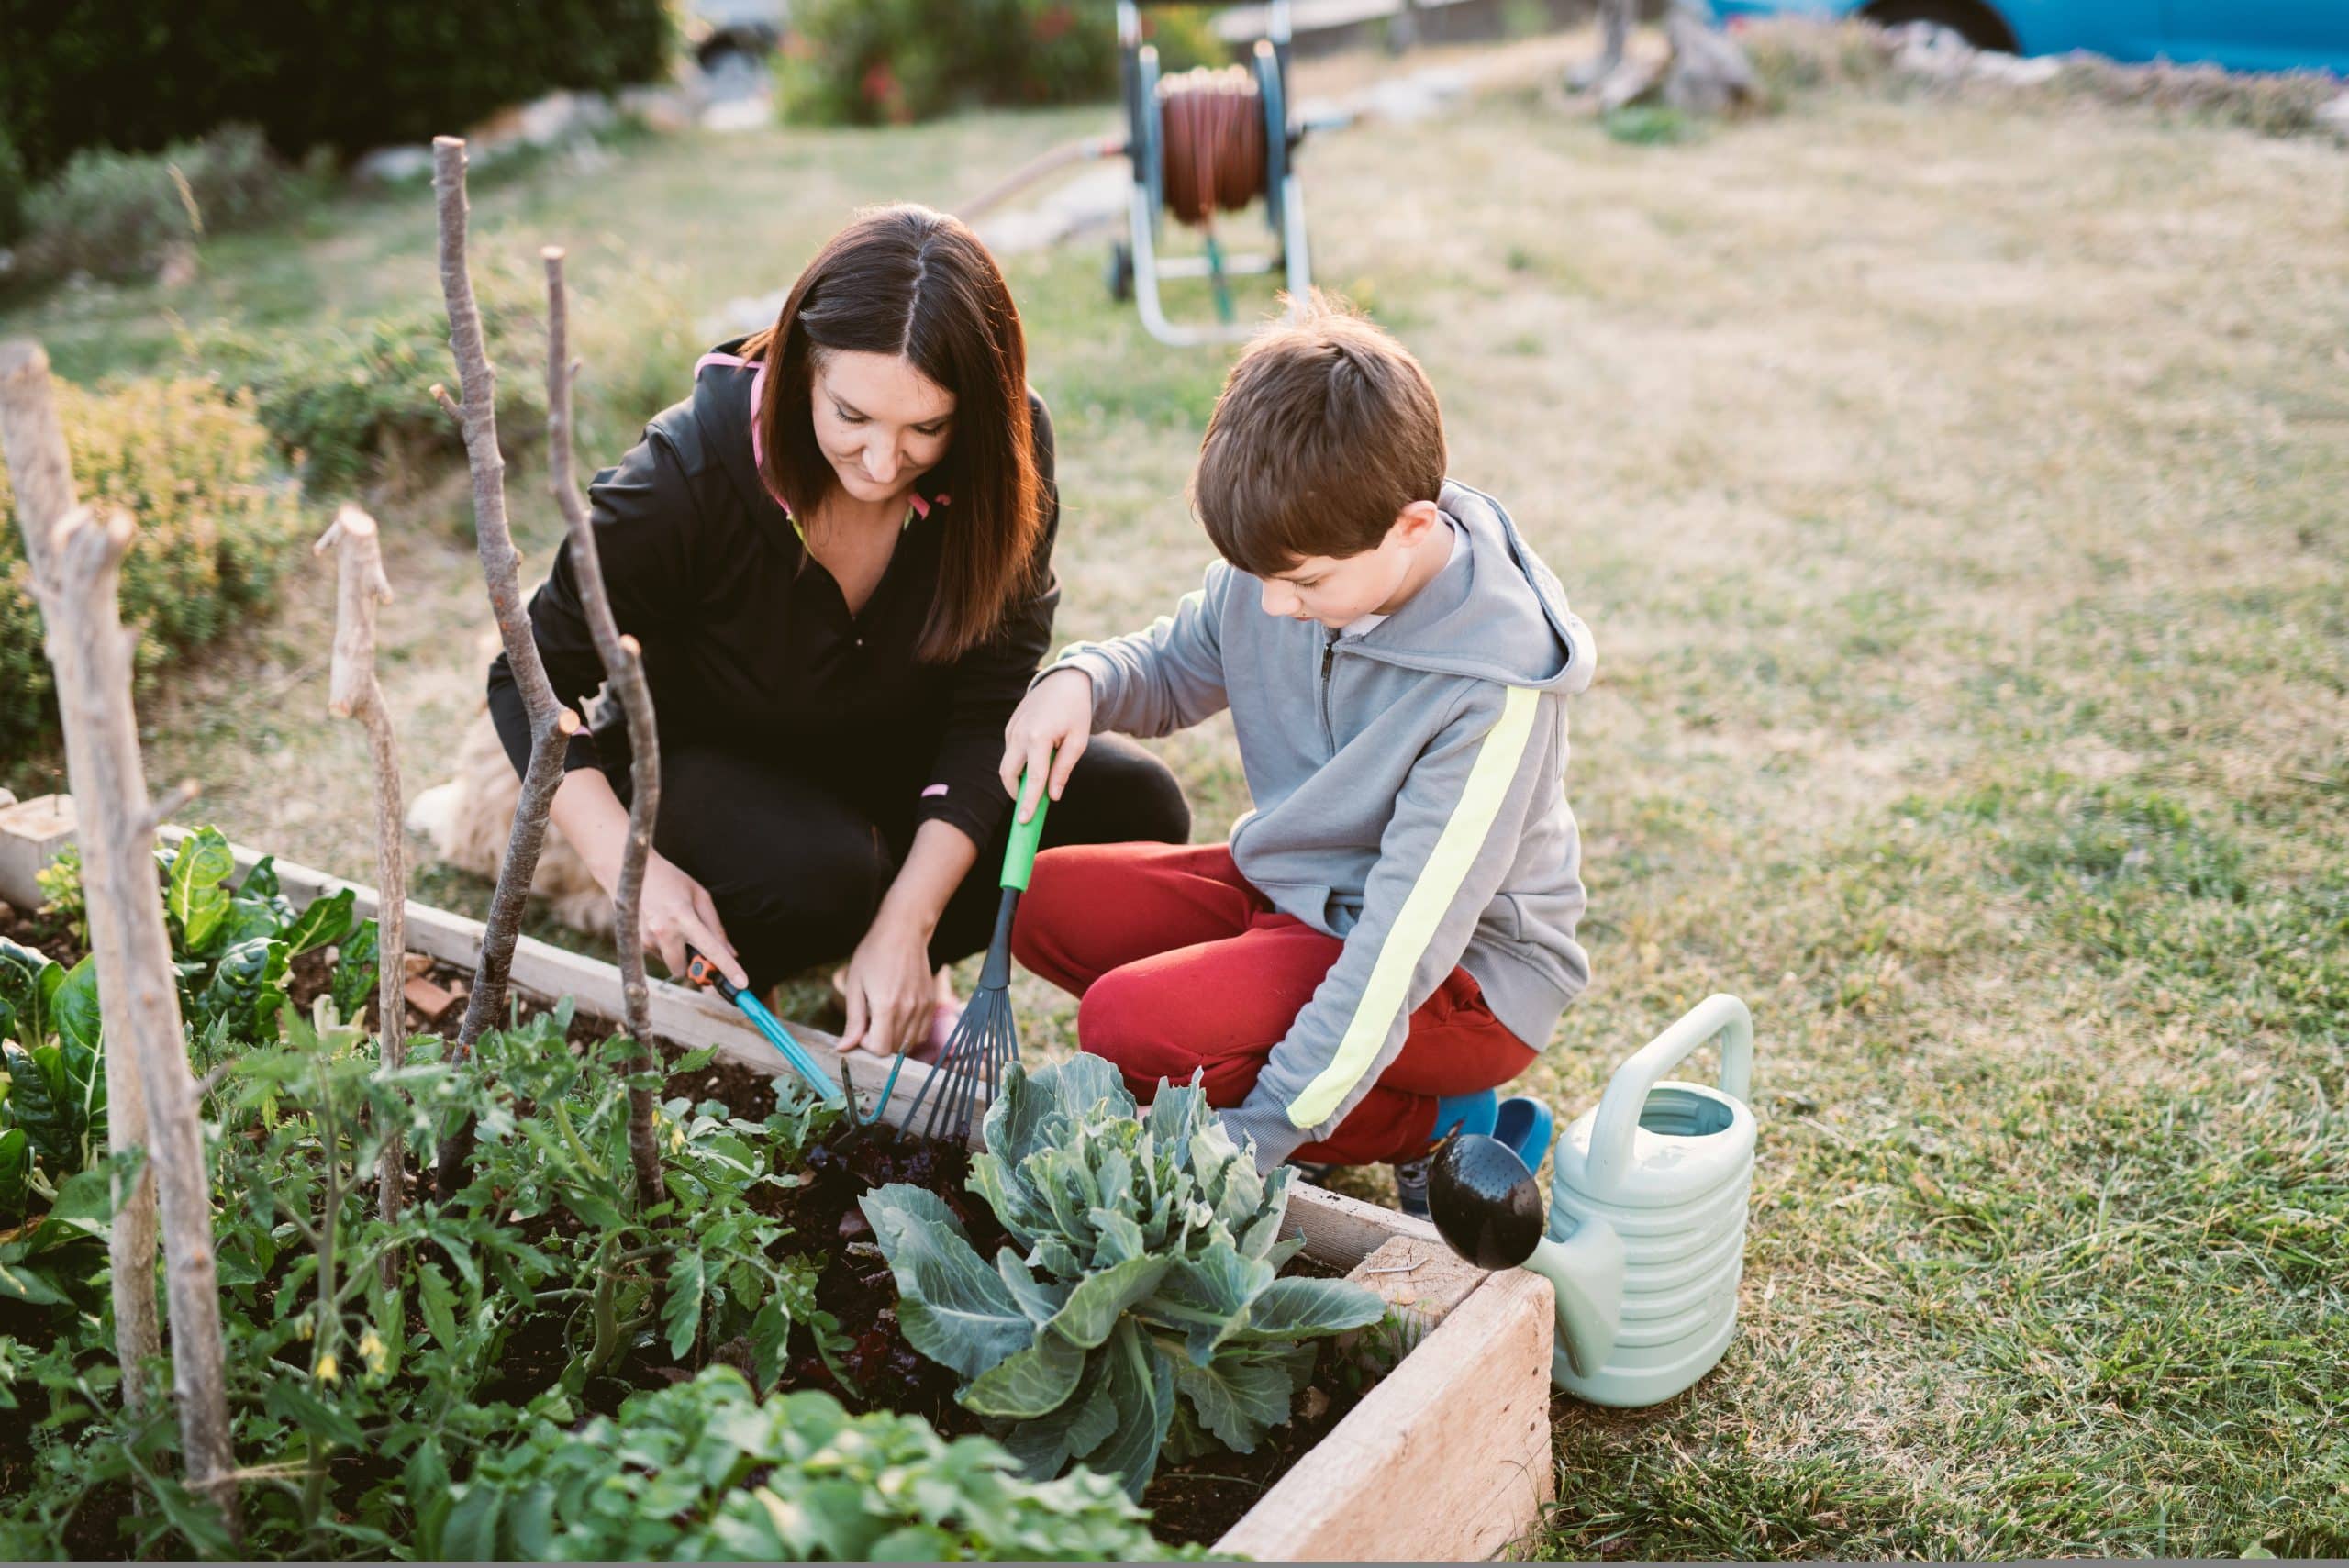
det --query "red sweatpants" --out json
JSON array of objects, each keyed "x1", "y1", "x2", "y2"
[{"x1": 1009, "y1": 841, "x2": 1536, "y2": 1165}]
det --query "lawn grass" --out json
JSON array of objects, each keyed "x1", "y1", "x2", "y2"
[{"x1": 3, "y1": 28, "x2": 2343, "y2": 1558}]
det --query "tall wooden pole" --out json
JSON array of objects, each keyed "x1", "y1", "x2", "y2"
[
  {"x1": 0, "y1": 341, "x2": 161, "y2": 1417},
  {"x1": 0, "y1": 342, "x2": 240, "y2": 1540},
  {"x1": 315, "y1": 504, "x2": 409, "y2": 1239}
]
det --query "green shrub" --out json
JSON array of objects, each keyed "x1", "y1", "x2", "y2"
[
  {"x1": 0, "y1": 375, "x2": 307, "y2": 754},
  {"x1": 780, "y1": 0, "x2": 1225, "y2": 125},
  {"x1": 186, "y1": 253, "x2": 698, "y2": 499},
  {"x1": 0, "y1": 2, "x2": 674, "y2": 179},
  {"x1": 14, "y1": 125, "x2": 291, "y2": 285}
]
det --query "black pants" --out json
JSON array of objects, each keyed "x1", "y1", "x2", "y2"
[{"x1": 618, "y1": 735, "x2": 1191, "y2": 991}]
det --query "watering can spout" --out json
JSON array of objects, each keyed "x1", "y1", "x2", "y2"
[{"x1": 1529, "y1": 1217, "x2": 1625, "y2": 1380}]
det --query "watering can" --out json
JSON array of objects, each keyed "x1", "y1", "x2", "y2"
[{"x1": 1429, "y1": 993, "x2": 1755, "y2": 1408}]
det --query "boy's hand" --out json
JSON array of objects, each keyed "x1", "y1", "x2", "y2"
[{"x1": 1001, "y1": 667, "x2": 1094, "y2": 823}]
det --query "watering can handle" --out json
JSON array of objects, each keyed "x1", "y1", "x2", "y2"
[{"x1": 1583, "y1": 994, "x2": 1753, "y2": 1196}]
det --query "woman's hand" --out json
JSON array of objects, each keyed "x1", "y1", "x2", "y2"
[
  {"x1": 1001, "y1": 667, "x2": 1093, "y2": 823},
  {"x1": 640, "y1": 850, "x2": 747, "y2": 989},
  {"x1": 837, "y1": 913, "x2": 936, "y2": 1056}
]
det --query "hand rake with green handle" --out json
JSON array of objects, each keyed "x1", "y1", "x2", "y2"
[{"x1": 860, "y1": 773, "x2": 1050, "y2": 1144}]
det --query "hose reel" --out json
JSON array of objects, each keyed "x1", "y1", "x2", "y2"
[{"x1": 1115, "y1": 1, "x2": 1311, "y2": 346}]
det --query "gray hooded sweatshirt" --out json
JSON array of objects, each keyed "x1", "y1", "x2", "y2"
[{"x1": 1045, "y1": 480, "x2": 1595, "y2": 1168}]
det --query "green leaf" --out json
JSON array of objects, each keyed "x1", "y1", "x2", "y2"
[
  {"x1": 0, "y1": 937, "x2": 60, "y2": 1049},
  {"x1": 1174, "y1": 1350, "x2": 1296, "y2": 1453},
  {"x1": 960, "y1": 1329, "x2": 1087, "y2": 1419},
  {"x1": 331, "y1": 919, "x2": 379, "y2": 1023},
  {"x1": 1, "y1": 1044, "x2": 68, "y2": 1171},
  {"x1": 862, "y1": 1184, "x2": 1030, "y2": 1378},
  {"x1": 1230, "y1": 1273, "x2": 1387, "y2": 1341},
  {"x1": 748, "y1": 1299, "x2": 792, "y2": 1390},
  {"x1": 440, "y1": 1483, "x2": 504, "y2": 1562},
  {"x1": 663, "y1": 1251, "x2": 707, "y2": 1361},
  {"x1": 1086, "y1": 1319, "x2": 1174, "y2": 1498},
  {"x1": 264, "y1": 1374, "x2": 368, "y2": 1451},
  {"x1": 239, "y1": 856, "x2": 280, "y2": 898},
  {"x1": 1042, "y1": 1253, "x2": 1171, "y2": 1351},
  {"x1": 417, "y1": 1262, "x2": 460, "y2": 1351},
  {"x1": 1152, "y1": 1243, "x2": 1275, "y2": 1364},
  {"x1": 51, "y1": 955, "x2": 99, "y2": 1058},
  {"x1": 0, "y1": 1130, "x2": 28, "y2": 1222},
  {"x1": 165, "y1": 827, "x2": 237, "y2": 952},
  {"x1": 217, "y1": 897, "x2": 285, "y2": 949},
  {"x1": 281, "y1": 887, "x2": 357, "y2": 956}
]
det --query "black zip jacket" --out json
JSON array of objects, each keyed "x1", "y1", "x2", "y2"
[{"x1": 486, "y1": 339, "x2": 1061, "y2": 852}]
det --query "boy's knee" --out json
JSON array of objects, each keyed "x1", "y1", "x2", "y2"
[
  {"x1": 1009, "y1": 847, "x2": 1081, "y2": 973},
  {"x1": 1076, "y1": 968, "x2": 1185, "y2": 1085}
]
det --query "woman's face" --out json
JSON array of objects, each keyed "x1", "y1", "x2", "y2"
[{"x1": 809, "y1": 350, "x2": 956, "y2": 506}]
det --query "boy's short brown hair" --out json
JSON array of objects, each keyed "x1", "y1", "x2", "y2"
[{"x1": 1192, "y1": 298, "x2": 1447, "y2": 577}]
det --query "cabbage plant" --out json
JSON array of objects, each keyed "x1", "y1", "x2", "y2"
[{"x1": 861, "y1": 1055, "x2": 1383, "y2": 1498}]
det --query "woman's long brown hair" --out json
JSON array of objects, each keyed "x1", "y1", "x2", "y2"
[{"x1": 740, "y1": 204, "x2": 1041, "y2": 663}]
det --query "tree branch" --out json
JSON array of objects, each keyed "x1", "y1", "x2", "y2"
[
  {"x1": 313, "y1": 504, "x2": 409, "y2": 1251},
  {"x1": 429, "y1": 138, "x2": 573, "y2": 1060},
  {"x1": 25, "y1": 481, "x2": 241, "y2": 1538},
  {"x1": 0, "y1": 339, "x2": 163, "y2": 1432},
  {"x1": 544, "y1": 246, "x2": 667, "y2": 1207}
]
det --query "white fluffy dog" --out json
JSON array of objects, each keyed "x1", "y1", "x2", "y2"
[{"x1": 406, "y1": 710, "x2": 609, "y2": 934}]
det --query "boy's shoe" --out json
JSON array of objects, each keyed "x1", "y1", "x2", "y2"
[
  {"x1": 1392, "y1": 1153, "x2": 1434, "y2": 1219},
  {"x1": 1287, "y1": 1158, "x2": 1342, "y2": 1187}
]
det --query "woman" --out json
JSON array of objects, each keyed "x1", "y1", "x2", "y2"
[{"x1": 487, "y1": 204, "x2": 1190, "y2": 1057}]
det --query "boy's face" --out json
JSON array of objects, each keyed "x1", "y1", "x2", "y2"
[{"x1": 1256, "y1": 503, "x2": 1443, "y2": 628}]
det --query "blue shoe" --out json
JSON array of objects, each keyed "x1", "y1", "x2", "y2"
[
  {"x1": 1493, "y1": 1095, "x2": 1554, "y2": 1165},
  {"x1": 1431, "y1": 1088, "x2": 1498, "y2": 1141}
]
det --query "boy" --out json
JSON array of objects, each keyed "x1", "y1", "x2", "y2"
[{"x1": 998, "y1": 303, "x2": 1594, "y2": 1208}]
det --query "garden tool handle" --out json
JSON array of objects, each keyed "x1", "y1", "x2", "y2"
[
  {"x1": 1003, "y1": 768, "x2": 1051, "y2": 892},
  {"x1": 684, "y1": 946, "x2": 740, "y2": 1003},
  {"x1": 1584, "y1": 994, "x2": 1754, "y2": 1196}
]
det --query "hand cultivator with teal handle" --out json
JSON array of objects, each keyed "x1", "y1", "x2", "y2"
[
  {"x1": 685, "y1": 945, "x2": 845, "y2": 1107},
  {"x1": 870, "y1": 775, "x2": 1052, "y2": 1143}
]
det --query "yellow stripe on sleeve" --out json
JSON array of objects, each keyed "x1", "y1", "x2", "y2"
[{"x1": 1286, "y1": 684, "x2": 1541, "y2": 1129}]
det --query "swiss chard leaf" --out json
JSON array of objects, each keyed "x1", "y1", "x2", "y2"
[
  {"x1": 331, "y1": 919, "x2": 379, "y2": 1023},
  {"x1": 165, "y1": 827, "x2": 238, "y2": 954},
  {"x1": 282, "y1": 888, "x2": 358, "y2": 957},
  {"x1": 197, "y1": 937, "x2": 290, "y2": 1041},
  {"x1": 0, "y1": 937, "x2": 61, "y2": 1050},
  {"x1": 0, "y1": 1129, "x2": 30, "y2": 1223}
]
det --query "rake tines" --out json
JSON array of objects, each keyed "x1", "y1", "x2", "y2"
[{"x1": 866, "y1": 774, "x2": 1051, "y2": 1146}]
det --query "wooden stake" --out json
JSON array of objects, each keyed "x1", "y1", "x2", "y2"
[
  {"x1": 544, "y1": 247, "x2": 665, "y2": 1205},
  {"x1": 314, "y1": 504, "x2": 409, "y2": 1239},
  {"x1": 0, "y1": 340, "x2": 162, "y2": 1424},
  {"x1": 429, "y1": 137, "x2": 577, "y2": 1061},
  {"x1": 2, "y1": 344, "x2": 239, "y2": 1538}
]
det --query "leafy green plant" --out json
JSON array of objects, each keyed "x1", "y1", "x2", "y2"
[
  {"x1": 863, "y1": 1055, "x2": 1383, "y2": 1498},
  {"x1": 0, "y1": 375, "x2": 307, "y2": 755},
  {"x1": 428, "y1": 1366, "x2": 1190, "y2": 1561},
  {"x1": 0, "y1": 938, "x2": 102, "y2": 1227},
  {"x1": 159, "y1": 829, "x2": 358, "y2": 1051},
  {"x1": 0, "y1": 1167, "x2": 113, "y2": 1307},
  {"x1": 33, "y1": 845, "x2": 83, "y2": 945}
]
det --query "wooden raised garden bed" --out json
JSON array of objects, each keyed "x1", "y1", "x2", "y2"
[{"x1": 0, "y1": 794, "x2": 1557, "y2": 1562}]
